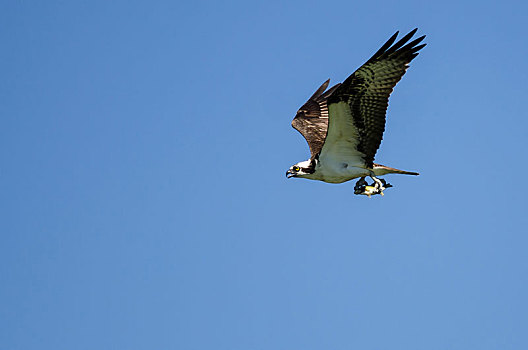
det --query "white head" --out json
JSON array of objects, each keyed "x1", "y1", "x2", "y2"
[{"x1": 286, "y1": 160, "x2": 315, "y2": 179}]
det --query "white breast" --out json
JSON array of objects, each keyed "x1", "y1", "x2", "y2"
[
  {"x1": 308, "y1": 101, "x2": 369, "y2": 183},
  {"x1": 308, "y1": 159, "x2": 369, "y2": 183}
]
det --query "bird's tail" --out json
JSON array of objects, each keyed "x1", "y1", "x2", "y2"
[{"x1": 372, "y1": 163, "x2": 419, "y2": 176}]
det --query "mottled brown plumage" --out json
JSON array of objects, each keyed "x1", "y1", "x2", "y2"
[{"x1": 291, "y1": 80, "x2": 340, "y2": 160}]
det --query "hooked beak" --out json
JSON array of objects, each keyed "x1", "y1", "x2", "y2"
[{"x1": 286, "y1": 169, "x2": 296, "y2": 178}]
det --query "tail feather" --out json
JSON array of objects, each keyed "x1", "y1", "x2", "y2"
[{"x1": 372, "y1": 163, "x2": 419, "y2": 176}]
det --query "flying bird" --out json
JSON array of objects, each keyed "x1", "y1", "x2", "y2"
[{"x1": 286, "y1": 29, "x2": 425, "y2": 197}]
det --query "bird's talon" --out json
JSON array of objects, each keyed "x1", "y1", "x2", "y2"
[{"x1": 354, "y1": 177, "x2": 392, "y2": 197}]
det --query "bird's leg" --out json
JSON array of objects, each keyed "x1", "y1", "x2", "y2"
[
  {"x1": 381, "y1": 178, "x2": 393, "y2": 189},
  {"x1": 370, "y1": 175, "x2": 384, "y2": 191},
  {"x1": 369, "y1": 175, "x2": 392, "y2": 196}
]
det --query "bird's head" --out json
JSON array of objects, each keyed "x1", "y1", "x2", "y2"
[{"x1": 286, "y1": 160, "x2": 313, "y2": 179}]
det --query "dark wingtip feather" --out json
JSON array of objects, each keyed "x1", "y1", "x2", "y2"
[
  {"x1": 412, "y1": 43, "x2": 427, "y2": 52},
  {"x1": 366, "y1": 31, "x2": 399, "y2": 63},
  {"x1": 368, "y1": 29, "x2": 426, "y2": 63},
  {"x1": 384, "y1": 29, "x2": 421, "y2": 56},
  {"x1": 308, "y1": 79, "x2": 330, "y2": 100},
  {"x1": 395, "y1": 38, "x2": 427, "y2": 59}
]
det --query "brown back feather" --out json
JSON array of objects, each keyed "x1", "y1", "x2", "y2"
[{"x1": 291, "y1": 80, "x2": 340, "y2": 160}]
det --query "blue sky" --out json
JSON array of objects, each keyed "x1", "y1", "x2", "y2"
[{"x1": 1, "y1": 1, "x2": 527, "y2": 349}]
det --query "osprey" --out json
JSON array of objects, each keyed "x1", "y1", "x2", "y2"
[{"x1": 286, "y1": 29, "x2": 425, "y2": 197}]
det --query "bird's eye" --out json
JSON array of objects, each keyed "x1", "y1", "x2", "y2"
[{"x1": 293, "y1": 166, "x2": 300, "y2": 172}]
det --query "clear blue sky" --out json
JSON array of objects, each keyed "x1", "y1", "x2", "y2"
[{"x1": 1, "y1": 1, "x2": 527, "y2": 349}]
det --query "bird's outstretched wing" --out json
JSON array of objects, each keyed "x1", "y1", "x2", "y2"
[
  {"x1": 291, "y1": 80, "x2": 340, "y2": 160},
  {"x1": 322, "y1": 28, "x2": 426, "y2": 168}
]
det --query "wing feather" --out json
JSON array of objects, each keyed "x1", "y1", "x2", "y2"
[
  {"x1": 291, "y1": 80, "x2": 340, "y2": 159},
  {"x1": 326, "y1": 29, "x2": 426, "y2": 167}
]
